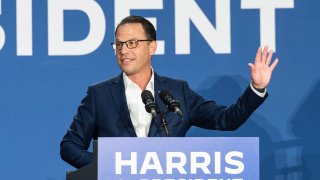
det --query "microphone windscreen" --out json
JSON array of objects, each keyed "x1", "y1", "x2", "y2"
[
  {"x1": 141, "y1": 90, "x2": 154, "y2": 104},
  {"x1": 159, "y1": 90, "x2": 171, "y2": 103}
]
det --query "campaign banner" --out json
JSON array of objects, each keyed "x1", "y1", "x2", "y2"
[{"x1": 98, "y1": 137, "x2": 259, "y2": 180}]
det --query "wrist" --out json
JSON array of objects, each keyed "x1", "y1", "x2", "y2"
[{"x1": 252, "y1": 83, "x2": 266, "y2": 93}]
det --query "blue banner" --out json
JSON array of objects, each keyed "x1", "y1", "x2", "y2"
[{"x1": 1, "y1": 0, "x2": 319, "y2": 180}]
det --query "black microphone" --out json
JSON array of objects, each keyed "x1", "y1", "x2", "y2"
[
  {"x1": 159, "y1": 90, "x2": 183, "y2": 117},
  {"x1": 141, "y1": 90, "x2": 158, "y2": 118}
]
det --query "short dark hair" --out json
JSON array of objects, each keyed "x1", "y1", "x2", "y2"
[{"x1": 115, "y1": 15, "x2": 157, "y2": 41}]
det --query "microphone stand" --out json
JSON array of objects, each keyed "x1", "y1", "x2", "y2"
[{"x1": 159, "y1": 111, "x2": 170, "y2": 137}]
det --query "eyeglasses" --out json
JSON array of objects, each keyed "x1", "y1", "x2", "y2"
[{"x1": 111, "y1": 39, "x2": 152, "y2": 50}]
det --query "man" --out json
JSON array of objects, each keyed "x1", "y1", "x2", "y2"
[{"x1": 60, "y1": 15, "x2": 278, "y2": 168}]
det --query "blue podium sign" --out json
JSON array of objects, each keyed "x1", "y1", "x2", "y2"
[{"x1": 98, "y1": 137, "x2": 259, "y2": 180}]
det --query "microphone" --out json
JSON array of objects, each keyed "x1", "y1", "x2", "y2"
[
  {"x1": 159, "y1": 90, "x2": 183, "y2": 117},
  {"x1": 141, "y1": 90, "x2": 158, "y2": 118}
]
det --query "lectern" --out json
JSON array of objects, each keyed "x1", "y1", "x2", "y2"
[{"x1": 66, "y1": 137, "x2": 259, "y2": 179}]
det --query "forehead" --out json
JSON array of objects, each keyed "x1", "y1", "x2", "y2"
[{"x1": 116, "y1": 23, "x2": 147, "y2": 41}]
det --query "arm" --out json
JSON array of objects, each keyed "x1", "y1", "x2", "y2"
[
  {"x1": 187, "y1": 46, "x2": 278, "y2": 130},
  {"x1": 60, "y1": 87, "x2": 96, "y2": 169},
  {"x1": 186, "y1": 83, "x2": 267, "y2": 130}
]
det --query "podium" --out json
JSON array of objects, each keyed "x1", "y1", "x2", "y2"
[{"x1": 66, "y1": 137, "x2": 259, "y2": 179}]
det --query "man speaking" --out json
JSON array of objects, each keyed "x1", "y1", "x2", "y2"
[{"x1": 60, "y1": 15, "x2": 278, "y2": 168}]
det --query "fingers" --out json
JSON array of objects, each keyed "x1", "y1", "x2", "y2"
[
  {"x1": 255, "y1": 46, "x2": 271, "y2": 64},
  {"x1": 248, "y1": 63, "x2": 254, "y2": 69},
  {"x1": 257, "y1": 45, "x2": 274, "y2": 65},
  {"x1": 262, "y1": 46, "x2": 269, "y2": 63},
  {"x1": 255, "y1": 47, "x2": 262, "y2": 63},
  {"x1": 269, "y1": 58, "x2": 279, "y2": 71},
  {"x1": 266, "y1": 50, "x2": 273, "y2": 65},
  {"x1": 252, "y1": 45, "x2": 278, "y2": 71}
]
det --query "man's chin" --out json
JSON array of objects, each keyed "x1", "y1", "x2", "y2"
[{"x1": 122, "y1": 69, "x2": 135, "y2": 76}]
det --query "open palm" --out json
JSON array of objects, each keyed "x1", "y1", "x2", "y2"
[{"x1": 249, "y1": 46, "x2": 279, "y2": 89}]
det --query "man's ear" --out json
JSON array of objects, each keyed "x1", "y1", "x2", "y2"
[{"x1": 149, "y1": 41, "x2": 157, "y2": 55}]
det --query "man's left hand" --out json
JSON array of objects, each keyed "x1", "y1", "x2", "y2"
[{"x1": 249, "y1": 46, "x2": 279, "y2": 89}]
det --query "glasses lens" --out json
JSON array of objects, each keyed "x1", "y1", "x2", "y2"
[
  {"x1": 126, "y1": 40, "x2": 137, "y2": 49},
  {"x1": 114, "y1": 42, "x2": 122, "y2": 50},
  {"x1": 112, "y1": 40, "x2": 149, "y2": 50}
]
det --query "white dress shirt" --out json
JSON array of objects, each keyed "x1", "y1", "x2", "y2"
[{"x1": 123, "y1": 70, "x2": 155, "y2": 137}]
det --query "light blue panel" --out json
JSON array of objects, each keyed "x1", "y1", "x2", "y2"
[{"x1": 98, "y1": 137, "x2": 259, "y2": 179}]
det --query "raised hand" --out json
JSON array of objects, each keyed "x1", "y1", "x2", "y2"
[{"x1": 248, "y1": 46, "x2": 279, "y2": 89}]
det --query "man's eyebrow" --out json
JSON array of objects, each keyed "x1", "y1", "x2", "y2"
[{"x1": 115, "y1": 38, "x2": 136, "y2": 42}]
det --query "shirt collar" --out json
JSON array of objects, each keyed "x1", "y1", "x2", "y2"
[{"x1": 123, "y1": 68, "x2": 155, "y2": 92}]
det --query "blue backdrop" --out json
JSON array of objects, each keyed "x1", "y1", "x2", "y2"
[{"x1": 0, "y1": 0, "x2": 319, "y2": 179}]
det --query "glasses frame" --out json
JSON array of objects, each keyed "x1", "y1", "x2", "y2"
[{"x1": 111, "y1": 39, "x2": 152, "y2": 50}]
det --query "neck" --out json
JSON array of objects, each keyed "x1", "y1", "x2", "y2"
[{"x1": 127, "y1": 68, "x2": 152, "y2": 90}]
